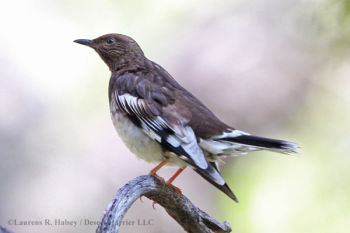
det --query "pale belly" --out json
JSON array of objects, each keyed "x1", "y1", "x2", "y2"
[
  {"x1": 111, "y1": 111, "x2": 165, "y2": 163},
  {"x1": 110, "y1": 110, "x2": 187, "y2": 168}
]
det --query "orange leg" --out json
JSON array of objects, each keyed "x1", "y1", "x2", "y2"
[
  {"x1": 152, "y1": 167, "x2": 186, "y2": 209},
  {"x1": 140, "y1": 159, "x2": 169, "y2": 204},
  {"x1": 149, "y1": 159, "x2": 169, "y2": 175},
  {"x1": 166, "y1": 167, "x2": 186, "y2": 195},
  {"x1": 148, "y1": 159, "x2": 169, "y2": 183}
]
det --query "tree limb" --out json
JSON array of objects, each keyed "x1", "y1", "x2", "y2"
[
  {"x1": 0, "y1": 225, "x2": 14, "y2": 233},
  {"x1": 96, "y1": 175, "x2": 231, "y2": 233}
]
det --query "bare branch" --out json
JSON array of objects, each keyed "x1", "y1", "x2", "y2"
[
  {"x1": 96, "y1": 175, "x2": 231, "y2": 233},
  {"x1": 0, "y1": 225, "x2": 14, "y2": 233}
]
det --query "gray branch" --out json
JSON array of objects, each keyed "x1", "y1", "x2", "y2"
[
  {"x1": 0, "y1": 225, "x2": 14, "y2": 233},
  {"x1": 96, "y1": 175, "x2": 231, "y2": 233}
]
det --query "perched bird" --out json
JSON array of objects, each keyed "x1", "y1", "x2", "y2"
[{"x1": 74, "y1": 33, "x2": 298, "y2": 202}]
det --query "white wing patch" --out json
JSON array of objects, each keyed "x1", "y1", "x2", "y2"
[
  {"x1": 141, "y1": 121, "x2": 162, "y2": 142},
  {"x1": 116, "y1": 93, "x2": 208, "y2": 169}
]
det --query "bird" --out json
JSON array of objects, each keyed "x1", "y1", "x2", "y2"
[{"x1": 74, "y1": 33, "x2": 299, "y2": 202}]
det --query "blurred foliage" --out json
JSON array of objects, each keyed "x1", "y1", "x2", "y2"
[
  {"x1": 316, "y1": 0, "x2": 350, "y2": 49},
  {"x1": 217, "y1": 1, "x2": 350, "y2": 232},
  {"x1": 220, "y1": 84, "x2": 350, "y2": 233}
]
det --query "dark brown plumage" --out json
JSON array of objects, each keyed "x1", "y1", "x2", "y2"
[{"x1": 74, "y1": 33, "x2": 298, "y2": 202}]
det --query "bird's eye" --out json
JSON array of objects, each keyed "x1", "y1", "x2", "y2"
[{"x1": 107, "y1": 38, "x2": 116, "y2": 44}]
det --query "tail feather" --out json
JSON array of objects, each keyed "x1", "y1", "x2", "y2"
[
  {"x1": 221, "y1": 134, "x2": 299, "y2": 154},
  {"x1": 193, "y1": 130, "x2": 298, "y2": 202},
  {"x1": 199, "y1": 129, "x2": 299, "y2": 155},
  {"x1": 194, "y1": 162, "x2": 238, "y2": 202}
]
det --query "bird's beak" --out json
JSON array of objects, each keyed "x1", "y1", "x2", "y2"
[{"x1": 74, "y1": 39, "x2": 95, "y2": 47}]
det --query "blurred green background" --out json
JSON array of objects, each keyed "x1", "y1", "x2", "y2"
[{"x1": 1, "y1": 0, "x2": 349, "y2": 232}]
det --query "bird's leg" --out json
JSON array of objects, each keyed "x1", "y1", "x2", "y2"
[
  {"x1": 141, "y1": 159, "x2": 169, "y2": 205},
  {"x1": 166, "y1": 167, "x2": 186, "y2": 196},
  {"x1": 148, "y1": 159, "x2": 169, "y2": 183},
  {"x1": 152, "y1": 167, "x2": 187, "y2": 209}
]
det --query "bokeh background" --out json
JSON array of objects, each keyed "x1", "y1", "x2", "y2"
[{"x1": 1, "y1": 0, "x2": 350, "y2": 232}]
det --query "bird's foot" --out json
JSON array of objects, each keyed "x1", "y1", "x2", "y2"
[
  {"x1": 149, "y1": 172, "x2": 166, "y2": 184},
  {"x1": 148, "y1": 163, "x2": 185, "y2": 209},
  {"x1": 152, "y1": 180, "x2": 183, "y2": 209},
  {"x1": 148, "y1": 172, "x2": 166, "y2": 209},
  {"x1": 166, "y1": 182, "x2": 182, "y2": 196},
  {"x1": 148, "y1": 159, "x2": 168, "y2": 184},
  {"x1": 148, "y1": 174, "x2": 166, "y2": 209}
]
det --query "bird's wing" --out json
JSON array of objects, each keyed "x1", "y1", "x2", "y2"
[{"x1": 113, "y1": 73, "x2": 209, "y2": 170}]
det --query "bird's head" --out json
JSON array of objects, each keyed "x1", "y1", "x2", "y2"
[{"x1": 74, "y1": 33, "x2": 145, "y2": 71}]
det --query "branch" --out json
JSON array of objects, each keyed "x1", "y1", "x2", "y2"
[
  {"x1": 0, "y1": 225, "x2": 14, "y2": 233},
  {"x1": 96, "y1": 175, "x2": 231, "y2": 233}
]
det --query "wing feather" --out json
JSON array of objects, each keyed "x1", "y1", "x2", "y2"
[{"x1": 115, "y1": 92, "x2": 208, "y2": 169}]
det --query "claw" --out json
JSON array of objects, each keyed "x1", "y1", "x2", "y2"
[
  {"x1": 167, "y1": 182, "x2": 182, "y2": 196},
  {"x1": 147, "y1": 162, "x2": 186, "y2": 209},
  {"x1": 151, "y1": 175, "x2": 183, "y2": 209}
]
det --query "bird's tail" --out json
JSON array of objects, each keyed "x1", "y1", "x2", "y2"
[
  {"x1": 222, "y1": 134, "x2": 299, "y2": 154},
  {"x1": 194, "y1": 130, "x2": 298, "y2": 202},
  {"x1": 199, "y1": 129, "x2": 299, "y2": 155},
  {"x1": 194, "y1": 162, "x2": 238, "y2": 202}
]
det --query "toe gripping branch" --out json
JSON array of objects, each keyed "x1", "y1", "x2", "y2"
[{"x1": 147, "y1": 159, "x2": 186, "y2": 208}]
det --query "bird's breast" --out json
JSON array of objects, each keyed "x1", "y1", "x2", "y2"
[
  {"x1": 109, "y1": 98, "x2": 188, "y2": 167},
  {"x1": 110, "y1": 107, "x2": 164, "y2": 164}
]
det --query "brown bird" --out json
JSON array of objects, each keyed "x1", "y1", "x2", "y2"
[{"x1": 74, "y1": 33, "x2": 298, "y2": 202}]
